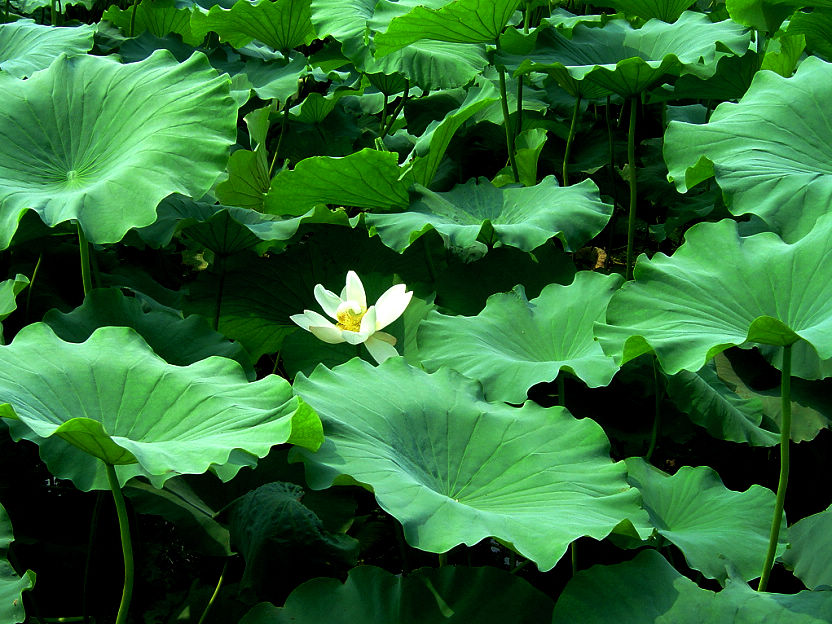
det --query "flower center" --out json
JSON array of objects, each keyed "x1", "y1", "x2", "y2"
[{"x1": 335, "y1": 301, "x2": 365, "y2": 332}]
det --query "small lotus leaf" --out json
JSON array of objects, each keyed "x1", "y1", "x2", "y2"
[{"x1": 781, "y1": 503, "x2": 832, "y2": 589}]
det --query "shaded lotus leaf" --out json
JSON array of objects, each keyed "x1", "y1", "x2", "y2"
[
  {"x1": 244, "y1": 54, "x2": 307, "y2": 103},
  {"x1": 215, "y1": 149, "x2": 271, "y2": 211},
  {"x1": 758, "y1": 341, "x2": 832, "y2": 381},
  {"x1": 0, "y1": 50, "x2": 237, "y2": 247},
  {"x1": 361, "y1": 177, "x2": 612, "y2": 256},
  {"x1": 665, "y1": 360, "x2": 780, "y2": 446},
  {"x1": 418, "y1": 272, "x2": 622, "y2": 403},
  {"x1": 102, "y1": 0, "x2": 201, "y2": 45},
  {"x1": 725, "y1": 0, "x2": 819, "y2": 33},
  {"x1": 293, "y1": 358, "x2": 651, "y2": 571},
  {"x1": 41, "y1": 287, "x2": 255, "y2": 378},
  {"x1": 0, "y1": 502, "x2": 35, "y2": 624},
  {"x1": 0, "y1": 274, "x2": 29, "y2": 344},
  {"x1": 0, "y1": 20, "x2": 95, "y2": 78},
  {"x1": 502, "y1": 13, "x2": 749, "y2": 98},
  {"x1": 594, "y1": 217, "x2": 832, "y2": 375},
  {"x1": 290, "y1": 86, "x2": 363, "y2": 124},
  {"x1": 665, "y1": 56, "x2": 832, "y2": 242},
  {"x1": 0, "y1": 324, "x2": 321, "y2": 490},
  {"x1": 781, "y1": 503, "x2": 832, "y2": 589},
  {"x1": 265, "y1": 148, "x2": 410, "y2": 216},
  {"x1": 191, "y1": 0, "x2": 315, "y2": 51},
  {"x1": 588, "y1": 0, "x2": 696, "y2": 21},
  {"x1": 626, "y1": 458, "x2": 785, "y2": 583},
  {"x1": 227, "y1": 482, "x2": 358, "y2": 594},
  {"x1": 669, "y1": 49, "x2": 759, "y2": 101},
  {"x1": 788, "y1": 9, "x2": 832, "y2": 60},
  {"x1": 240, "y1": 565, "x2": 554, "y2": 623},
  {"x1": 374, "y1": 0, "x2": 520, "y2": 56},
  {"x1": 551, "y1": 548, "x2": 832, "y2": 623}
]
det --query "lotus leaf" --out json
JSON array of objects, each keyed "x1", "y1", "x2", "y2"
[
  {"x1": 418, "y1": 272, "x2": 622, "y2": 403},
  {"x1": 0, "y1": 274, "x2": 28, "y2": 344},
  {"x1": 292, "y1": 358, "x2": 650, "y2": 571},
  {"x1": 102, "y1": 0, "x2": 200, "y2": 45},
  {"x1": 595, "y1": 216, "x2": 832, "y2": 375},
  {"x1": 0, "y1": 49, "x2": 238, "y2": 247},
  {"x1": 781, "y1": 503, "x2": 832, "y2": 589},
  {"x1": 588, "y1": 0, "x2": 697, "y2": 21},
  {"x1": 0, "y1": 502, "x2": 34, "y2": 624},
  {"x1": 0, "y1": 20, "x2": 95, "y2": 78}
]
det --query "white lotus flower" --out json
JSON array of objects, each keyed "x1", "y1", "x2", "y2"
[{"x1": 290, "y1": 271, "x2": 413, "y2": 364}]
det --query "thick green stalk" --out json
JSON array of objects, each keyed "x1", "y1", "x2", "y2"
[
  {"x1": 129, "y1": 0, "x2": 138, "y2": 36},
  {"x1": 758, "y1": 343, "x2": 792, "y2": 592},
  {"x1": 625, "y1": 97, "x2": 638, "y2": 280},
  {"x1": 197, "y1": 561, "x2": 228, "y2": 624},
  {"x1": 77, "y1": 223, "x2": 93, "y2": 297},
  {"x1": 645, "y1": 356, "x2": 662, "y2": 461},
  {"x1": 498, "y1": 67, "x2": 520, "y2": 183},
  {"x1": 269, "y1": 103, "x2": 291, "y2": 177},
  {"x1": 562, "y1": 95, "x2": 581, "y2": 186},
  {"x1": 515, "y1": 76, "x2": 524, "y2": 137},
  {"x1": 105, "y1": 463, "x2": 134, "y2": 624},
  {"x1": 380, "y1": 93, "x2": 388, "y2": 137},
  {"x1": 381, "y1": 81, "x2": 409, "y2": 139}
]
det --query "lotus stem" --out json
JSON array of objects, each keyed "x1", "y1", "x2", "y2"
[
  {"x1": 269, "y1": 102, "x2": 291, "y2": 178},
  {"x1": 381, "y1": 80, "x2": 409, "y2": 139},
  {"x1": 24, "y1": 253, "x2": 42, "y2": 323},
  {"x1": 758, "y1": 343, "x2": 792, "y2": 592},
  {"x1": 625, "y1": 97, "x2": 638, "y2": 280},
  {"x1": 196, "y1": 560, "x2": 228, "y2": 624},
  {"x1": 563, "y1": 95, "x2": 581, "y2": 186},
  {"x1": 498, "y1": 67, "x2": 520, "y2": 183},
  {"x1": 557, "y1": 374, "x2": 566, "y2": 407},
  {"x1": 82, "y1": 491, "x2": 104, "y2": 624},
  {"x1": 438, "y1": 552, "x2": 448, "y2": 567},
  {"x1": 105, "y1": 463, "x2": 134, "y2": 624},
  {"x1": 515, "y1": 76, "x2": 524, "y2": 137},
  {"x1": 129, "y1": 0, "x2": 138, "y2": 37},
  {"x1": 645, "y1": 356, "x2": 662, "y2": 461},
  {"x1": 213, "y1": 255, "x2": 226, "y2": 332},
  {"x1": 77, "y1": 223, "x2": 93, "y2": 297},
  {"x1": 380, "y1": 93, "x2": 388, "y2": 137}
]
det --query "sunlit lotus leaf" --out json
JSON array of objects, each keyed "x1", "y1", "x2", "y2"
[
  {"x1": 191, "y1": 0, "x2": 315, "y2": 51},
  {"x1": 725, "y1": 0, "x2": 829, "y2": 33},
  {"x1": 588, "y1": 0, "x2": 696, "y2": 21},
  {"x1": 244, "y1": 54, "x2": 307, "y2": 103},
  {"x1": 788, "y1": 9, "x2": 832, "y2": 60},
  {"x1": 240, "y1": 565, "x2": 554, "y2": 623},
  {"x1": 0, "y1": 324, "x2": 321, "y2": 490},
  {"x1": 551, "y1": 548, "x2": 832, "y2": 623},
  {"x1": 503, "y1": 13, "x2": 749, "y2": 98},
  {"x1": 102, "y1": 0, "x2": 201, "y2": 45},
  {"x1": 781, "y1": 503, "x2": 832, "y2": 589},
  {"x1": 595, "y1": 216, "x2": 832, "y2": 375},
  {"x1": 0, "y1": 274, "x2": 28, "y2": 344},
  {"x1": 361, "y1": 177, "x2": 612, "y2": 257},
  {"x1": 292, "y1": 358, "x2": 651, "y2": 571},
  {"x1": 265, "y1": 148, "x2": 410, "y2": 216},
  {"x1": 0, "y1": 50, "x2": 237, "y2": 247},
  {"x1": 0, "y1": 21, "x2": 95, "y2": 78},
  {"x1": 664, "y1": 56, "x2": 832, "y2": 242},
  {"x1": 626, "y1": 458, "x2": 785, "y2": 582},
  {"x1": 418, "y1": 272, "x2": 622, "y2": 403},
  {"x1": 0, "y1": 502, "x2": 35, "y2": 624},
  {"x1": 41, "y1": 287, "x2": 255, "y2": 378},
  {"x1": 374, "y1": 0, "x2": 520, "y2": 56}
]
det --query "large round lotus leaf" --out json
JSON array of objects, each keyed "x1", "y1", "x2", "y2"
[
  {"x1": 625, "y1": 458, "x2": 785, "y2": 583},
  {"x1": 0, "y1": 323, "x2": 322, "y2": 490},
  {"x1": 0, "y1": 49, "x2": 237, "y2": 247},
  {"x1": 502, "y1": 12, "x2": 749, "y2": 97},
  {"x1": 190, "y1": 0, "x2": 316, "y2": 51},
  {"x1": 102, "y1": 0, "x2": 200, "y2": 46},
  {"x1": 665, "y1": 56, "x2": 832, "y2": 243},
  {"x1": 0, "y1": 502, "x2": 35, "y2": 624},
  {"x1": 552, "y1": 548, "x2": 832, "y2": 623},
  {"x1": 418, "y1": 272, "x2": 622, "y2": 403},
  {"x1": 594, "y1": 216, "x2": 832, "y2": 375},
  {"x1": 360, "y1": 177, "x2": 612, "y2": 256},
  {"x1": 0, "y1": 20, "x2": 95, "y2": 78},
  {"x1": 240, "y1": 565, "x2": 554, "y2": 624},
  {"x1": 781, "y1": 503, "x2": 832, "y2": 589},
  {"x1": 292, "y1": 358, "x2": 650, "y2": 572}
]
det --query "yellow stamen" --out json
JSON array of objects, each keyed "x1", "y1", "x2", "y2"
[{"x1": 336, "y1": 301, "x2": 365, "y2": 332}]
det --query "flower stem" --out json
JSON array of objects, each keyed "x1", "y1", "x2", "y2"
[
  {"x1": 625, "y1": 97, "x2": 638, "y2": 280},
  {"x1": 77, "y1": 223, "x2": 93, "y2": 297},
  {"x1": 498, "y1": 67, "x2": 520, "y2": 183},
  {"x1": 758, "y1": 343, "x2": 792, "y2": 592},
  {"x1": 105, "y1": 463, "x2": 134, "y2": 624},
  {"x1": 646, "y1": 356, "x2": 662, "y2": 462},
  {"x1": 562, "y1": 94, "x2": 581, "y2": 186},
  {"x1": 129, "y1": 0, "x2": 138, "y2": 36},
  {"x1": 197, "y1": 560, "x2": 228, "y2": 624}
]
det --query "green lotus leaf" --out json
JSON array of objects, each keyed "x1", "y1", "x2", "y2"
[
  {"x1": 788, "y1": 9, "x2": 832, "y2": 60},
  {"x1": 0, "y1": 274, "x2": 29, "y2": 344},
  {"x1": 503, "y1": 13, "x2": 750, "y2": 98},
  {"x1": 0, "y1": 502, "x2": 35, "y2": 624},
  {"x1": 41, "y1": 287, "x2": 255, "y2": 378},
  {"x1": 215, "y1": 148, "x2": 271, "y2": 211},
  {"x1": 292, "y1": 358, "x2": 650, "y2": 571},
  {"x1": 374, "y1": 0, "x2": 521, "y2": 56},
  {"x1": 588, "y1": 0, "x2": 696, "y2": 21},
  {"x1": 0, "y1": 50, "x2": 237, "y2": 247},
  {"x1": 265, "y1": 148, "x2": 410, "y2": 216},
  {"x1": 626, "y1": 458, "x2": 785, "y2": 583},
  {"x1": 309, "y1": 0, "x2": 374, "y2": 42},
  {"x1": 102, "y1": 0, "x2": 201, "y2": 46},
  {"x1": 0, "y1": 20, "x2": 95, "y2": 78},
  {"x1": 781, "y1": 503, "x2": 832, "y2": 589},
  {"x1": 0, "y1": 323, "x2": 321, "y2": 490},
  {"x1": 551, "y1": 548, "x2": 832, "y2": 623},
  {"x1": 665, "y1": 360, "x2": 780, "y2": 446},
  {"x1": 761, "y1": 31, "x2": 805, "y2": 77},
  {"x1": 362, "y1": 177, "x2": 612, "y2": 256},
  {"x1": 665, "y1": 56, "x2": 832, "y2": 242},
  {"x1": 418, "y1": 272, "x2": 622, "y2": 403},
  {"x1": 669, "y1": 50, "x2": 759, "y2": 101},
  {"x1": 244, "y1": 54, "x2": 308, "y2": 103},
  {"x1": 594, "y1": 217, "x2": 832, "y2": 375},
  {"x1": 725, "y1": 0, "x2": 821, "y2": 33},
  {"x1": 240, "y1": 565, "x2": 554, "y2": 623},
  {"x1": 191, "y1": 0, "x2": 315, "y2": 52},
  {"x1": 758, "y1": 341, "x2": 832, "y2": 381}
]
